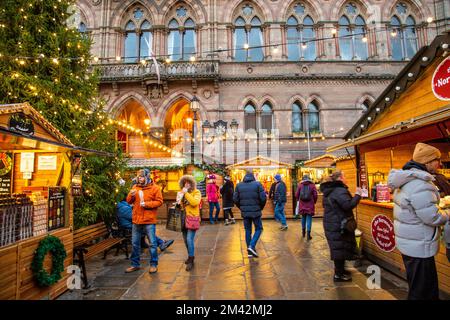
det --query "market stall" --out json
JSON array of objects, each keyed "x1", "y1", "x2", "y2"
[
  {"x1": 0, "y1": 103, "x2": 106, "y2": 300},
  {"x1": 327, "y1": 33, "x2": 450, "y2": 296},
  {"x1": 333, "y1": 154, "x2": 357, "y2": 194},
  {"x1": 227, "y1": 156, "x2": 294, "y2": 219},
  {"x1": 296, "y1": 154, "x2": 337, "y2": 217}
]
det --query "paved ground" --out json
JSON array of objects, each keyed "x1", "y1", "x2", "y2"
[{"x1": 59, "y1": 219, "x2": 411, "y2": 300}]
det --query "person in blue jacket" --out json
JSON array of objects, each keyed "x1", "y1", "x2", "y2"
[{"x1": 116, "y1": 197, "x2": 174, "y2": 251}]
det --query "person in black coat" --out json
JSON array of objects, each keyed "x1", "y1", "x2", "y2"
[
  {"x1": 320, "y1": 171, "x2": 362, "y2": 282},
  {"x1": 220, "y1": 176, "x2": 236, "y2": 225},
  {"x1": 233, "y1": 170, "x2": 267, "y2": 258}
]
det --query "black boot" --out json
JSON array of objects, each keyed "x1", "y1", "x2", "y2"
[
  {"x1": 302, "y1": 229, "x2": 306, "y2": 238},
  {"x1": 186, "y1": 256, "x2": 195, "y2": 271},
  {"x1": 307, "y1": 231, "x2": 312, "y2": 241}
]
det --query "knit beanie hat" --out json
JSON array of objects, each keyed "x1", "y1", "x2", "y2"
[
  {"x1": 274, "y1": 174, "x2": 282, "y2": 181},
  {"x1": 413, "y1": 143, "x2": 441, "y2": 164}
]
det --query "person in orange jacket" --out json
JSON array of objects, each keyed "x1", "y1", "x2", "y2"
[{"x1": 125, "y1": 169, "x2": 163, "y2": 274}]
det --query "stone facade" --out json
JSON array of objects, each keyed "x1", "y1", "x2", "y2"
[{"x1": 75, "y1": 0, "x2": 445, "y2": 164}]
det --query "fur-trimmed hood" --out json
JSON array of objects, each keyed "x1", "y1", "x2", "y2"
[{"x1": 179, "y1": 175, "x2": 197, "y2": 192}]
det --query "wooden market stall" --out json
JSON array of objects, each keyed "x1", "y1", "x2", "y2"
[
  {"x1": 0, "y1": 103, "x2": 106, "y2": 300},
  {"x1": 226, "y1": 156, "x2": 294, "y2": 219},
  {"x1": 327, "y1": 33, "x2": 450, "y2": 296},
  {"x1": 296, "y1": 154, "x2": 337, "y2": 217},
  {"x1": 333, "y1": 154, "x2": 357, "y2": 194}
]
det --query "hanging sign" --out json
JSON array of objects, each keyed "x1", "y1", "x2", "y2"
[
  {"x1": 432, "y1": 56, "x2": 450, "y2": 100},
  {"x1": 0, "y1": 152, "x2": 13, "y2": 195},
  {"x1": 20, "y1": 152, "x2": 35, "y2": 173},
  {"x1": 8, "y1": 113, "x2": 35, "y2": 136},
  {"x1": 371, "y1": 214, "x2": 396, "y2": 252},
  {"x1": 193, "y1": 169, "x2": 206, "y2": 183}
]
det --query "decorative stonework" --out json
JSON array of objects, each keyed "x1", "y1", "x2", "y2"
[{"x1": 202, "y1": 89, "x2": 212, "y2": 99}]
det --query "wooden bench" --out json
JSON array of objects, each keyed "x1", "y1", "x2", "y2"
[{"x1": 73, "y1": 222, "x2": 128, "y2": 288}]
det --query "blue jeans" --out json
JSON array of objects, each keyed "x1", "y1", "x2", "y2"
[
  {"x1": 131, "y1": 224, "x2": 158, "y2": 267},
  {"x1": 243, "y1": 217, "x2": 263, "y2": 250},
  {"x1": 274, "y1": 202, "x2": 287, "y2": 226},
  {"x1": 209, "y1": 202, "x2": 220, "y2": 223},
  {"x1": 125, "y1": 225, "x2": 164, "y2": 248},
  {"x1": 182, "y1": 229, "x2": 197, "y2": 257},
  {"x1": 301, "y1": 214, "x2": 313, "y2": 232}
]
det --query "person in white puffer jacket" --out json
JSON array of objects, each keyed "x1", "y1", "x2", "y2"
[{"x1": 388, "y1": 142, "x2": 450, "y2": 300}]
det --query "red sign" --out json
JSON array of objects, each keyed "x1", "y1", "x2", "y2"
[
  {"x1": 371, "y1": 214, "x2": 396, "y2": 252},
  {"x1": 376, "y1": 184, "x2": 390, "y2": 202},
  {"x1": 432, "y1": 56, "x2": 450, "y2": 101}
]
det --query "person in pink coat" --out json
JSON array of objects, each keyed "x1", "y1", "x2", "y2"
[
  {"x1": 206, "y1": 174, "x2": 220, "y2": 224},
  {"x1": 295, "y1": 174, "x2": 318, "y2": 240}
]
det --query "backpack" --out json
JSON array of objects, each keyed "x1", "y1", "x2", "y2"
[{"x1": 299, "y1": 184, "x2": 312, "y2": 202}]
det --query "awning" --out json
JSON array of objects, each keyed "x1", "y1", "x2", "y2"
[
  {"x1": 127, "y1": 157, "x2": 186, "y2": 168},
  {"x1": 226, "y1": 155, "x2": 293, "y2": 170},
  {"x1": 0, "y1": 126, "x2": 113, "y2": 156},
  {"x1": 327, "y1": 106, "x2": 450, "y2": 153}
]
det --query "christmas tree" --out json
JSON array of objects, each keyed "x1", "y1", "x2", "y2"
[{"x1": 0, "y1": 0, "x2": 127, "y2": 228}]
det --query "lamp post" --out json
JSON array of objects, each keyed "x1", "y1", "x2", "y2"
[
  {"x1": 202, "y1": 120, "x2": 212, "y2": 163},
  {"x1": 190, "y1": 96, "x2": 200, "y2": 164},
  {"x1": 230, "y1": 119, "x2": 239, "y2": 163}
]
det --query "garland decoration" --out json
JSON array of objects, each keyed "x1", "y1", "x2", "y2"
[{"x1": 31, "y1": 235, "x2": 67, "y2": 287}]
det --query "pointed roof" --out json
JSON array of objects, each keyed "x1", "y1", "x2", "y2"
[
  {"x1": 226, "y1": 155, "x2": 293, "y2": 169},
  {"x1": 0, "y1": 102, "x2": 73, "y2": 146}
]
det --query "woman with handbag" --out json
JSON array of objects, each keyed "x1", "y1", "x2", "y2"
[
  {"x1": 177, "y1": 175, "x2": 201, "y2": 271},
  {"x1": 320, "y1": 171, "x2": 362, "y2": 282}
]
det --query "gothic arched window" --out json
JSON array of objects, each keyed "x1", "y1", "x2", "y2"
[
  {"x1": 123, "y1": 8, "x2": 154, "y2": 64},
  {"x1": 261, "y1": 102, "x2": 273, "y2": 131},
  {"x1": 292, "y1": 102, "x2": 303, "y2": 132},
  {"x1": 338, "y1": 3, "x2": 368, "y2": 60},
  {"x1": 233, "y1": 5, "x2": 264, "y2": 62},
  {"x1": 244, "y1": 103, "x2": 257, "y2": 131},
  {"x1": 167, "y1": 10, "x2": 197, "y2": 61},
  {"x1": 389, "y1": 3, "x2": 418, "y2": 60},
  {"x1": 307, "y1": 101, "x2": 320, "y2": 133},
  {"x1": 286, "y1": 5, "x2": 316, "y2": 61}
]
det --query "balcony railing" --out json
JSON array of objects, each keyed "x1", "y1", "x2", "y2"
[{"x1": 96, "y1": 60, "x2": 219, "y2": 81}]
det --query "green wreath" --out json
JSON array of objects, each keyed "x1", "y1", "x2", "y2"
[{"x1": 31, "y1": 235, "x2": 67, "y2": 287}]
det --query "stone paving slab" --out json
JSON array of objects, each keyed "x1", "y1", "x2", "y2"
[{"x1": 58, "y1": 220, "x2": 415, "y2": 300}]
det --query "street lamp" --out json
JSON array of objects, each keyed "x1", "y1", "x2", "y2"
[
  {"x1": 230, "y1": 119, "x2": 239, "y2": 163},
  {"x1": 190, "y1": 96, "x2": 200, "y2": 164}
]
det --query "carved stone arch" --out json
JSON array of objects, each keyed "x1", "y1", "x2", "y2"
[
  {"x1": 330, "y1": 0, "x2": 371, "y2": 22},
  {"x1": 287, "y1": 95, "x2": 307, "y2": 110},
  {"x1": 240, "y1": 96, "x2": 259, "y2": 111},
  {"x1": 156, "y1": 91, "x2": 209, "y2": 127},
  {"x1": 223, "y1": 0, "x2": 273, "y2": 23},
  {"x1": 356, "y1": 94, "x2": 375, "y2": 110},
  {"x1": 280, "y1": 0, "x2": 322, "y2": 23},
  {"x1": 160, "y1": 0, "x2": 207, "y2": 25},
  {"x1": 382, "y1": 0, "x2": 430, "y2": 22},
  {"x1": 111, "y1": 0, "x2": 159, "y2": 28},
  {"x1": 107, "y1": 92, "x2": 156, "y2": 120},
  {"x1": 259, "y1": 96, "x2": 277, "y2": 111},
  {"x1": 306, "y1": 95, "x2": 325, "y2": 111},
  {"x1": 76, "y1": 0, "x2": 97, "y2": 29}
]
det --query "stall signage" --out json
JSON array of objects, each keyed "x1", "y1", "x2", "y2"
[
  {"x1": 371, "y1": 214, "x2": 396, "y2": 252},
  {"x1": 0, "y1": 152, "x2": 13, "y2": 195},
  {"x1": 38, "y1": 155, "x2": 57, "y2": 170},
  {"x1": 376, "y1": 184, "x2": 390, "y2": 202},
  {"x1": 8, "y1": 113, "x2": 34, "y2": 136},
  {"x1": 432, "y1": 56, "x2": 450, "y2": 100},
  {"x1": 20, "y1": 152, "x2": 35, "y2": 173},
  {"x1": 48, "y1": 187, "x2": 66, "y2": 230}
]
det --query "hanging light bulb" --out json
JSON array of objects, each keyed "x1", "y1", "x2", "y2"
[
  {"x1": 243, "y1": 43, "x2": 250, "y2": 49},
  {"x1": 301, "y1": 42, "x2": 307, "y2": 49},
  {"x1": 362, "y1": 35, "x2": 368, "y2": 43}
]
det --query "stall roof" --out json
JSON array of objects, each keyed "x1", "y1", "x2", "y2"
[
  {"x1": 303, "y1": 154, "x2": 336, "y2": 167},
  {"x1": 0, "y1": 103, "x2": 73, "y2": 146},
  {"x1": 127, "y1": 157, "x2": 186, "y2": 168},
  {"x1": 327, "y1": 33, "x2": 450, "y2": 153},
  {"x1": 0, "y1": 126, "x2": 113, "y2": 156},
  {"x1": 226, "y1": 155, "x2": 293, "y2": 169}
]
